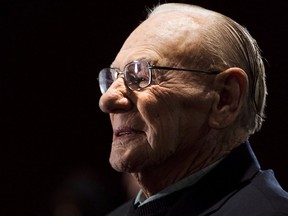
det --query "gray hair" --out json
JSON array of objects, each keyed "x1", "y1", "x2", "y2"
[{"x1": 200, "y1": 14, "x2": 267, "y2": 134}]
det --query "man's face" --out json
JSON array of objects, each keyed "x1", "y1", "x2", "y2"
[{"x1": 99, "y1": 10, "x2": 215, "y2": 173}]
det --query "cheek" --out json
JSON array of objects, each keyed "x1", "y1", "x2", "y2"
[
  {"x1": 137, "y1": 92, "x2": 181, "y2": 151},
  {"x1": 135, "y1": 85, "x2": 212, "y2": 152}
]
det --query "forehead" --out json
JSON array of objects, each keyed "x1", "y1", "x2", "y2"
[{"x1": 114, "y1": 8, "x2": 213, "y2": 67}]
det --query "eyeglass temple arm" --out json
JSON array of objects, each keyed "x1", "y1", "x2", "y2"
[{"x1": 150, "y1": 65, "x2": 220, "y2": 75}]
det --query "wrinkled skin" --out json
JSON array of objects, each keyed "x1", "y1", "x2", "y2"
[{"x1": 99, "y1": 5, "x2": 247, "y2": 196}]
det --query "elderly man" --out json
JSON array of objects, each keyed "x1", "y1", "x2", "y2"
[{"x1": 98, "y1": 3, "x2": 288, "y2": 216}]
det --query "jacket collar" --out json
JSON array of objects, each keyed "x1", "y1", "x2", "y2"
[{"x1": 168, "y1": 140, "x2": 261, "y2": 216}]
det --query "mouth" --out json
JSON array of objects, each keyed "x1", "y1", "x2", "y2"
[{"x1": 115, "y1": 127, "x2": 144, "y2": 137}]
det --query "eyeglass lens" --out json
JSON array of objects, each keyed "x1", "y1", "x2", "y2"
[
  {"x1": 98, "y1": 61, "x2": 151, "y2": 94},
  {"x1": 99, "y1": 68, "x2": 114, "y2": 94},
  {"x1": 125, "y1": 61, "x2": 151, "y2": 90}
]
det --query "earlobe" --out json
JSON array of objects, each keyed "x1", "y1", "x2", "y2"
[{"x1": 208, "y1": 68, "x2": 248, "y2": 129}]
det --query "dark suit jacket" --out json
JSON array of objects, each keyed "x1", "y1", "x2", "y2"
[{"x1": 107, "y1": 141, "x2": 288, "y2": 216}]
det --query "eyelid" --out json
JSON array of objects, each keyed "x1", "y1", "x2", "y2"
[{"x1": 110, "y1": 67, "x2": 119, "y2": 70}]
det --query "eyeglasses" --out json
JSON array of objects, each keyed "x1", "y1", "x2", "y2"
[{"x1": 98, "y1": 60, "x2": 220, "y2": 94}]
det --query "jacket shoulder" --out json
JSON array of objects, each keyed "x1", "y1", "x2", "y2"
[
  {"x1": 250, "y1": 170, "x2": 288, "y2": 211},
  {"x1": 214, "y1": 170, "x2": 288, "y2": 215}
]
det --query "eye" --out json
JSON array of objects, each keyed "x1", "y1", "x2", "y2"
[
  {"x1": 126, "y1": 72, "x2": 140, "y2": 84},
  {"x1": 125, "y1": 71, "x2": 148, "y2": 90}
]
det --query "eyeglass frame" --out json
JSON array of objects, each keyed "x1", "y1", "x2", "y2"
[{"x1": 98, "y1": 60, "x2": 221, "y2": 94}]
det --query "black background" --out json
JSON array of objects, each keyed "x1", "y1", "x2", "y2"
[{"x1": 1, "y1": 0, "x2": 288, "y2": 215}]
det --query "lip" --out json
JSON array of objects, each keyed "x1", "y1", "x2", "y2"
[{"x1": 114, "y1": 127, "x2": 144, "y2": 137}]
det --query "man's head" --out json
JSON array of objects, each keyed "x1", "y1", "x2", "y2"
[{"x1": 98, "y1": 3, "x2": 267, "y2": 177}]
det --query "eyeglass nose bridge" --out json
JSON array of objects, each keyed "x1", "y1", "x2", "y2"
[
  {"x1": 110, "y1": 70, "x2": 128, "y2": 92},
  {"x1": 113, "y1": 70, "x2": 125, "y2": 80}
]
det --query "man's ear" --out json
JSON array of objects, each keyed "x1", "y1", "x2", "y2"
[{"x1": 209, "y1": 67, "x2": 248, "y2": 129}]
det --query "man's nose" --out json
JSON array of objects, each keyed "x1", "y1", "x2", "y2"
[{"x1": 99, "y1": 78, "x2": 133, "y2": 113}]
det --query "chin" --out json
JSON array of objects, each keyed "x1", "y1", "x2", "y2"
[
  {"x1": 109, "y1": 139, "x2": 150, "y2": 172},
  {"x1": 110, "y1": 161, "x2": 140, "y2": 173},
  {"x1": 109, "y1": 151, "x2": 138, "y2": 172},
  {"x1": 109, "y1": 152, "x2": 154, "y2": 173}
]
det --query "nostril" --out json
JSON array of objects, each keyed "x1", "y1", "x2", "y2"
[{"x1": 98, "y1": 85, "x2": 133, "y2": 113}]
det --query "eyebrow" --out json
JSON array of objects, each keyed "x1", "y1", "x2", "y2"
[{"x1": 110, "y1": 58, "x2": 154, "y2": 69}]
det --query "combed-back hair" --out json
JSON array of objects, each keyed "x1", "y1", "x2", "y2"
[{"x1": 200, "y1": 13, "x2": 267, "y2": 134}]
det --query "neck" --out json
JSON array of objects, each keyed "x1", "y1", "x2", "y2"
[{"x1": 131, "y1": 139, "x2": 226, "y2": 198}]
